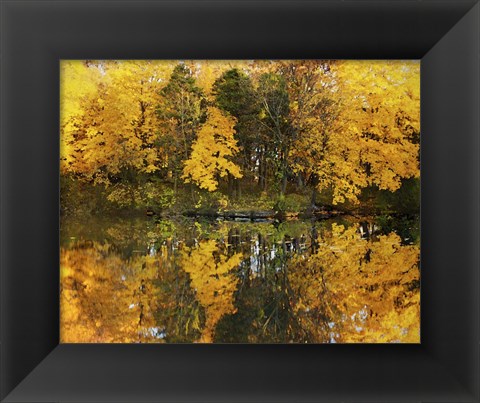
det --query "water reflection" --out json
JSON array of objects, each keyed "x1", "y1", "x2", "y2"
[{"x1": 60, "y1": 215, "x2": 420, "y2": 343}]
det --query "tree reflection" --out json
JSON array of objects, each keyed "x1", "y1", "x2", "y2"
[
  {"x1": 181, "y1": 240, "x2": 242, "y2": 342},
  {"x1": 289, "y1": 224, "x2": 420, "y2": 343},
  {"x1": 60, "y1": 217, "x2": 420, "y2": 343},
  {"x1": 60, "y1": 240, "x2": 201, "y2": 343},
  {"x1": 60, "y1": 242, "x2": 160, "y2": 343}
]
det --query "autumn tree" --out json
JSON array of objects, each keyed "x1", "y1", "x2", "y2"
[
  {"x1": 60, "y1": 60, "x2": 176, "y2": 208},
  {"x1": 157, "y1": 64, "x2": 207, "y2": 192},
  {"x1": 213, "y1": 68, "x2": 261, "y2": 193},
  {"x1": 60, "y1": 59, "x2": 420, "y2": 214},
  {"x1": 62, "y1": 61, "x2": 173, "y2": 182},
  {"x1": 313, "y1": 60, "x2": 421, "y2": 204},
  {"x1": 256, "y1": 72, "x2": 292, "y2": 194},
  {"x1": 60, "y1": 60, "x2": 102, "y2": 174},
  {"x1": 276, "y1": 60, "x2": 339, "y2": 203},
  {"x1": 182, "y1": 106, "x2": 242, "y2": 192}
]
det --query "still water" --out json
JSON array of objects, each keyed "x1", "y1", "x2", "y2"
[{"x1": 60, "y1": 214, "x2": 420, "y2": 343}]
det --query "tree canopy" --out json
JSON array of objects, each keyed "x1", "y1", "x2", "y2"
[{"x1": 61, "y1": 60, "x2": 419, "y2": 212}]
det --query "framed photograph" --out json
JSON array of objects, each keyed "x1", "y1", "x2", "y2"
[
  {"x1": 1, "y1": 0, "x2": 478, "y2": 402},
  {"x1": 59, "y1": 58, "x2": 421, "y2": 346}
]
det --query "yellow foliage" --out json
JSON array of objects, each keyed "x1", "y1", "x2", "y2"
[
  {"x1": 182, "y1": 106, "x2": 242, "y2": 191},
  {"x1": 181, "y1": 240, "x2": 242, "y2": 342},
  {"x1": 189, "y1": 60, "x2": 254, "y2": 98},
  {"x1": 61, "y1": 60, "x2": 419, "y2": 204},
  {"x1": 288, "y1": 60, "x2": 420, "y2": 204},
  {"x1": 331, "y1": 61, "x2": 420, "y2": 202},
  {"x1": 60, "y1": 60, "x2": 175, "y2": 183},
  {"x1": 289, "y1": 224, "x2": 420, "y2": 343},
  {"x1": 60, "y1": 242, "x2": 162, "y2": 343}
]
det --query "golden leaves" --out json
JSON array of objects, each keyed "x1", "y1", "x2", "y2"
[
  {"x1": 60, "y1": 60, "x2": 175, "y2": 183},
  {"x1": 289, "y1": 224, "x2": 420, "y2": 343},
  {"x1": 288, "y1": 60, "x2": 420, "y2": 204},
  {"x1": 60, "y1": 242, "x2": 162, "y2": 343},
  {"x1": 182, "y1": 106, "x2": 242, "y2": 191},
  {"x1": 61, "y1": 60, "x2": 419, "y2": 206},
  {"x1": 181, "y1": 240, "x2": 242, "y2": 342},
  {"x1": 330, "y1": 61, "x2": 420, "y2": 200}
]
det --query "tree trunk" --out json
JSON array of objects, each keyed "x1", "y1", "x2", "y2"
[
  {"x1": 260, "y1": 146, "x2": 268, "y2": 191},
  {"x1": 228, "y1": 173, "x2": 234, "y2": 198},
  {"x1": 280, "y1": 151, "x2": 288, "y2": 195},
  {"x1": 258, "y1": 150, "x2": 264, "y2": 188},
  {"x1": 235, "y1": 178, "x2": 241, "y2": 199},
  {"x1": 281, "y1": 174, "x2": 288, "y2": 195},
  {"x1": 297, "y1": 173, "x2": 304, "y2": 188},
  {"x1": 310, "y1": 174, "x2": 319, "y2": 207},
  {"x1": 311, "y1": 187, "x2": 317, "y2": 207}
]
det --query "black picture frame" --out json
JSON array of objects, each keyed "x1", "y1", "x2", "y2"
[{"x1": 1, "y1": 1, "x2": 479, "y2": 402}]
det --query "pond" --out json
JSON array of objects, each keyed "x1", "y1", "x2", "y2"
[{"x1": 60, "y1": 214, "x2": 420, "y2": 343}]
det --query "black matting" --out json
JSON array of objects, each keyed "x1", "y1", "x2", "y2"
[{"x1": 1, "y1": 1, "x2": 479, "y2": 402}]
